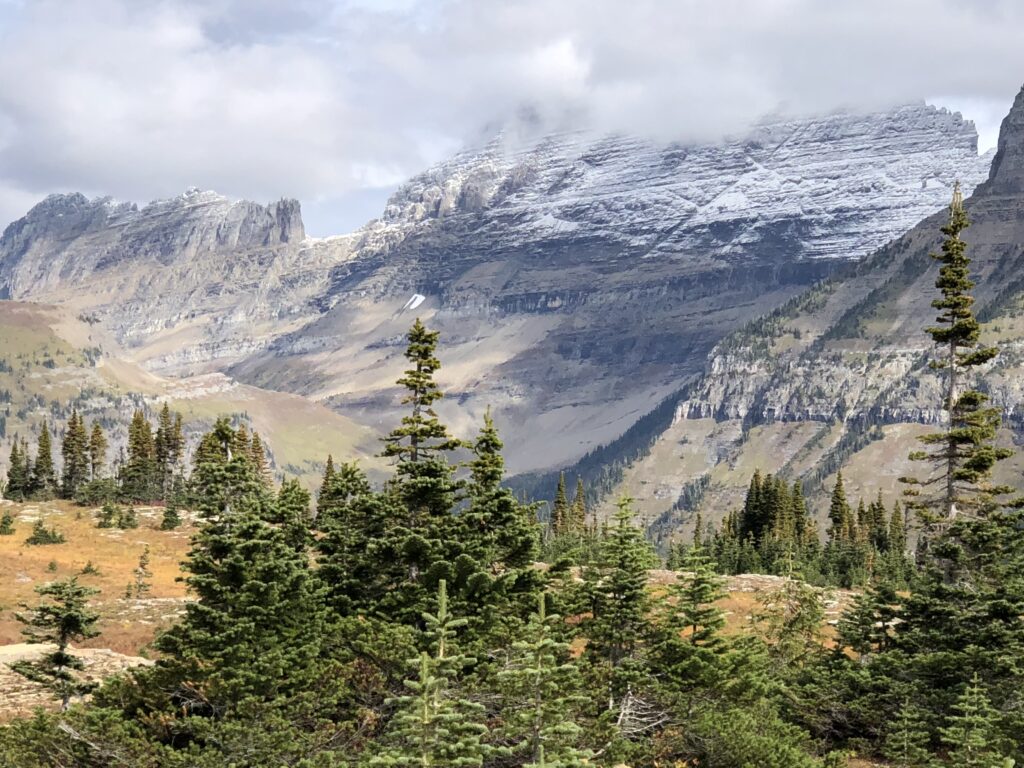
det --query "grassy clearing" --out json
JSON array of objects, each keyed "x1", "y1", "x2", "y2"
[{"x1": 0, "y1": 500, "x2": 191, "y2": 655}]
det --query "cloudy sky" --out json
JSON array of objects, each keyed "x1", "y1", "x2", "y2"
[{"x1": 0, "y1": 0, "x2": 1022, "y2": 235}]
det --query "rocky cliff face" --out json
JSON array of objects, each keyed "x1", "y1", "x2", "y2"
[
  {"x1": 611, "y1": 87, "x2": 1024, "y2": 536},
  {"x1": 0, "y1": 188, "x2": 340, "y2": 368},
  {"x1": 0, "y1": 103, "x2": 995, "y2": 474}
]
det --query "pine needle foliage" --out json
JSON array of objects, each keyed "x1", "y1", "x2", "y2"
[{"x1": 901, "y1": 184, "x2": 1013, "y2": 522}]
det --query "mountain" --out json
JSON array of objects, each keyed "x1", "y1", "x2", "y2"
[
  {"x1": 0, "y1": 301, "x2": 380, "y2": 487},
  {"x1": 610, "y1": 87, "x2": 1024, "y2": 541},
  {"x1": 0, "y1": 103, "x2": 993, "y2": 474}
]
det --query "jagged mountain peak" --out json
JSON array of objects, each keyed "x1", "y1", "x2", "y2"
[{"x1": 977, "y1": 83, "x2": 1024, "y2": 196}]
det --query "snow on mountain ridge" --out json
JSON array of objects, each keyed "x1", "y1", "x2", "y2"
[{"x1": 368, "y1": 103, "x2": 990, "y2": 267}]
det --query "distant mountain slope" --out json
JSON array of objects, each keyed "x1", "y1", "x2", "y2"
[
  {"x1": 0, "y1": 103, "x2": 992, "y2": 473},
  {"x1": 233, "y1": 103, "x2": 991, "y2": 473},
  {"x1": 609, "y1": 86, "x2": 1024, "y2": 542},
  {"x1": 0, "y1": 301, "x2": 381, "y2": 487}
]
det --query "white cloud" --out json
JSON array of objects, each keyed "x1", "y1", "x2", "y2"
[{"x1": 0, "y1": 0, "x2": 1021, "y2": 235}]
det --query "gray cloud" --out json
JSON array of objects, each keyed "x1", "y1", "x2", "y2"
[{"x1": 0, "y1": 0, "x2": 1021, "y2": 234}]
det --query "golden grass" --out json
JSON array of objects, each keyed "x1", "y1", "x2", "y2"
[{"x1": 0, "y1": 500, "x2": 191, "y2": 655}]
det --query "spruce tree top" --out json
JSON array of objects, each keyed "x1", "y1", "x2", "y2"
[
  {"x1": 382, "y1": 319, "x2": 462, "y2": 463},
  {"x1": 926, "y1": 183, "x2": 995, "y2": 370}
]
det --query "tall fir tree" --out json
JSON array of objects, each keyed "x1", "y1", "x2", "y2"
[
  {"x1": 153, "y1": 403, "x2": 184, "y2": 498},
  {"x1": 6, "y1": 437, "x2": 28, "y2": 501},
  {"x1": 901, "y1": 183, "x2": 1012, "y2": 521},
  {"x1": 375, "y1": 320, "x2": 463, "y2": 619},
  {"x1": 939, "y1": 674, "x2": 1008, "y2": 768},
  {"x1": 249, "y1": 431, "x2": 272, "y2": 488},
  {"x1": 583, "y1": 497, "x2": 655, "y2": 709},
  {"x1": 155, "y1": 422, "x2": 323, "y2": 711},
  {"x1": 882, "y1": 698, "x2": 935, "y2": 768},
  {"x1": 315, "y1": 460, "x2": 391, "y2": 616},
  {"x1": 59, "y1": 410, "x2": 90, "y2": 498},
  {"x1": 31, "y1": 421, "x2": 56, "y2": 499},
  {"x1": 277, "y1": 477, "x2": 312, "y2": 550},
  {"x1": 551, "y1": 472, "x2": 569, "y2": 535},
  {"x1": 461, "y1": 409, "x2": 538, "y2": 571},
  {"x1": 88, "y1": 421, "x2": 107, "y2": 480},
  {"x1": 121, "y1": 410, "x2": 157, "y2": 502},
  {"x1": 827, "y1": 471, "x2": 853, "y2": 544},
  {"x1": 570, "y1": 476, "x2": 587, "y2": 532},
  {"x1": 381, "y1": 319, "x2": 462, "y2": 467}
]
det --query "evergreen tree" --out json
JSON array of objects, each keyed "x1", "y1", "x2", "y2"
[
  {"x1": 121, "y1": 410, "x2": 157, "y2": 502},
  {"x1": 496, "y1": 592, "x2": 590, "y2": 767},
  {"x1": 315, "y1": 461, "x2": 391, "y2": 616},
  {"x1": 381, "y1": 319, "x2": 462, "y2": 466},
  {"x1": 584, "y1": 497, "x2": 655, "y2": 708},
  {"x1": 371, "y1": 581, "x2": 489, "y2": 767},
  {"x1": 675, "y1": 546, "x2": 727, "y2": 647},
  {"x1": 571, "y1": 476, "x2": 587, "y2": 532},
  {"x1": 189, "y1": 417, "x2": 272, "y2": 522},
  {"x1": 939, "y1": 674, "x2": 1008, "y2": 768},
  {"x1": 882, "y1": 699, "x2": 935, "y2": 768},
  {"x1": 461, "y1": 409, "x2": 538, "y2": 570},
  {"x1": 153, "y1": 403, "x2": 184, "y2": 498},
  {"x1": 827, "y1": 471, "x2": 853, "y2": 544},
  {"x1": 277, "y1": 477, "x2": 312, "y2": 550},
  {"x1": 60, "y1": 410, "x2": 90, "y2": 499},
  {"x1": 889, "y1": 500, "x2": 907, "y2": 554},
  {"x1": 315, "y1": 456, "x2": 370, "y2": 529},
  {"x1": 25, "y1": 519, "x2": 64, "y2": 545},
  {"x1": 249, "y1": 431, "x2": 272, "y2": 488},
  {"x1": 117, "y1": 506, "x2": 138, "y2": 529},
  {"x1": 31, "y1": 421, "x2": 56, "y2": 499},
  {"x1": 650, "y1": 545, "x2": 733, "y2": 714},
  {"x1": 837, "y1": 581, "x2": 900, "y2": 656},
  {"x1": 6, "y1": 437, "x2": 28, "y2": 500},
  {"x1": 551, "y1": 472, "x2": 569, "y2": 535},
  {"x1": 375, "y1": 321, "x2": 463, "y2": 619},
  {"x1": 0, "y1": 509, "x2": 13, "y2": 535},
  {"x1": 11, "y1": 577, "x2": 100, "y2": 710},
  {"x1": 96, "y1": 502, "x2": 117, "y2": 529},
  {"x1": 902, "y1": 184, "x2": 1012, "y2": 521},
  {"x1": 132, "y1": 545, "x2": 152, "y2": 598},
  {"x1": 88, "y1": 421, "x2": 107, "y2": 480},
  {"x1": 155, "y1": 442, "x2": 324, "y2": 710},
  {"x1": 755, "y1": 574, "x2": 824, "y2": 670},
  {"x1": 160, "y1": 484, "x2": 183, "y2": 530}
]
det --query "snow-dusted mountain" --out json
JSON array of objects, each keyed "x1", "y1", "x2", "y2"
[
  {"x1": 0, "y1": 102, "x2": 994, "y2": 474},
  {"x1": 608, "y1": 87, "x2": 1024, "y2": 539}
]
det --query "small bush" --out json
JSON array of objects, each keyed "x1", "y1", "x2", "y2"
[
  {"x1": 96, "y1": 503, "x2": 117, "y2": 529},
  {"x1": 118, "y1": 507, "x2": 139, "y2": 529},
  {"x1": 25, "y1": 520, "x2": 65, "y2": 545},
  {"x1": 0, "y1": 510, "x2": 14, "y2": 535}
]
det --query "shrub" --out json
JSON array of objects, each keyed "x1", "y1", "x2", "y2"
[{"x1": 25, "y1": 520, "x2": 65, "y2": 545}]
